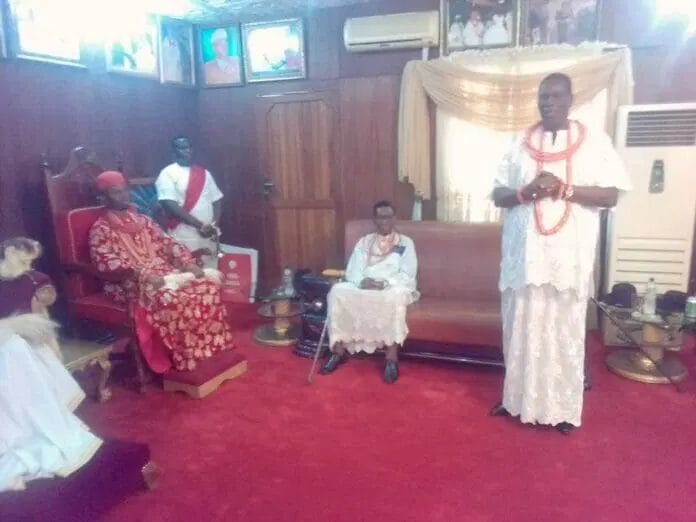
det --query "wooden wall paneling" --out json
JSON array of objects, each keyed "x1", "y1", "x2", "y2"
[
  {"x1": 338, "y1": 75, "x2": 401, "y2": 223},
  {"x1": 0, "y1": 61, "x2": 199, "y2": 244}
]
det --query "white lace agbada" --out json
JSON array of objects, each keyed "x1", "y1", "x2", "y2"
[
  {"x1": 495, "y1": 123, "x2": 631, "y2": 427},
  {"x1": 0, "y1": 329, "x2": 102, "y2": 491},
  {"x1": 328, "y1": 233, "x2": 418, "y2": 354}
]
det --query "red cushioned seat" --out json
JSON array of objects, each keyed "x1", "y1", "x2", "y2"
[
  {"x1": 343, "y1": 220, "x2": 504, "y2": 363},
  {"x1": 407, "y1": 298, "x2": 501, "y2": 348}
]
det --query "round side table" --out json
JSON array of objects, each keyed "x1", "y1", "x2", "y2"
[
  {"x1": 253, "y1": 297, "x2": 304, "y2": 347},
  {"x1": 606, "y1": 313, "x2": 688, "y2": 384}
]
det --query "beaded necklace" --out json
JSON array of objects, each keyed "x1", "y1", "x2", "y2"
[
  {"x1": 523, "y1": 120, "x2": 587, "y2": 236},
  {"x1": 366, "y1": 231, "x2": 399, "y2": 267}
]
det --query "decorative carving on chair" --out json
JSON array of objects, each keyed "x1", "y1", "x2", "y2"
[{"x1": 42, "y1": 147, "x2": 104, "y2": 214}]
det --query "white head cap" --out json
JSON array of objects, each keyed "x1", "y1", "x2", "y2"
[{"x1": 211, "y1": 28, "x2": 228, "y2": 43}]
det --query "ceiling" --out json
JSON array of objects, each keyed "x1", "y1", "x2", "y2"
[{"x1": 149, "y1": 0, "x2": 376, "y2": 23}]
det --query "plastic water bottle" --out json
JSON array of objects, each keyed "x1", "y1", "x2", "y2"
[{"x1": 642, "y1": 278, "x2": 657, "y2": 316}]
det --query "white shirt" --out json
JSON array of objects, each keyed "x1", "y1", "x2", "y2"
[
  {"x1": 494, "y1": 123, "x2": 632, "y2": 296},
  {"x1": 155, "y1": 163, "x2": 224, "y2": 242},
  {"x1": 345, "y1": 233, "x2": 418, "y2": 292}
]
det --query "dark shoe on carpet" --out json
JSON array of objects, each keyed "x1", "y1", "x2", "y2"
[
  {"x1": 489, "y1": 403, "x2": 510, "y2": 417},
  {"x1": 555, "y1": 422, "x2": 575, "y2": 435},
  {"x1": 319, "y1": 354, "x2": 345, "y2": 375},
  {"x1": 383, "y1": 360, "x2": 399, "y2": 384}
]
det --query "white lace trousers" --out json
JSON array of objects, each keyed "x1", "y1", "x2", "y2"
[
  {"x1": 328, "y1": 283, "x2": 415, "y2": 354},
  {"x1": 501, "y1": 284, "x2": 587, "y2": 427}
]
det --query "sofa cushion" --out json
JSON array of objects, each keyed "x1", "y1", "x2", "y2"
[{"x1": 406, "y1": 297, "x2": 501, "y2": 348}]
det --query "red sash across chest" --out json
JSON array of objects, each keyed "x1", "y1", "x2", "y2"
[{"x1": 164, "y1": 165, "x2": 206, "y2": 231}]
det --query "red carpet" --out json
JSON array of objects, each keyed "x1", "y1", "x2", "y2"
[{"x1": 79, "y1": 305, "x2": 696, "y2": 522}]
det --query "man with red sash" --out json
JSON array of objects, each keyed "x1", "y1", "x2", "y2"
[
  {"x1": 156, "y1": 136, "x2": 223, "y2": 267},
  {"x1": 491, "y1": 73, "x2": 631, "y2": 434},
  {"x1": 89, "y1": 171, "x2": 234, "y2": 372}
]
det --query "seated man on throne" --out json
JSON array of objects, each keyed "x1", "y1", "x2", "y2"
[
  {"x1": 88, "y1": 171, "x2": 234, "y2": 373},
  {"x1": 320, "y1": 201, "x2": 419, "y2": 384}
]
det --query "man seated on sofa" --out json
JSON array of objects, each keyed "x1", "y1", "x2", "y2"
[{"x1": 320, "y1": 201, "x2": 418, "y2": 384}]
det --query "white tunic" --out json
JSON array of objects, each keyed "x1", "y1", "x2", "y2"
[
  {"x1": 495, "y1": 124, "x2": 631, "y2": 426},
  {"x1": 0, "y1": 333, "x2": 102, "y2": 491},
  {"x1": 155, "y1": 162, "x2": 224, "y2": 253},
  {"x1": 328, "y1": 233, "x2": 418, "y2": 354}
]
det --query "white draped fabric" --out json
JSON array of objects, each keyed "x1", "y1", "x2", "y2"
[
  {"x1": 328, "y1": 234, "x2": 418, "y2": 354},
  {"x1": 0, "y1": 333, "x2": 102, "y2": 492},
  {"x1": 436, "y1": 43, "x2": 624, "y2": 223}
]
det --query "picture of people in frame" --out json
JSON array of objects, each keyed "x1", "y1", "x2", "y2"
[
  {"x1": 107, "y1": 15, "x2": 159, "y2": 77},
  {"x1": 523, "y1": 0, "x2": 601, "y2": 46},
  {"x1": 200, "y1": 26, "x2": 243, "y2": 86},
  {"x1": 160, "y1": 20, "x2": 194, "y2": 86},
  {"x1": 446, "y1": 0, "x2": 517, "y2": 51}
]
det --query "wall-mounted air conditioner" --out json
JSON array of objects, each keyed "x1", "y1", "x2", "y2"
[
  {"x1": 343, "y1": 10, "x2": 439, "y2": 53},
  {"x1": 605, "y1": 103, "x2": 696, "y2": 294}
]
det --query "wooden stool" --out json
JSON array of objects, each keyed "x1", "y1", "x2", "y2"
[{"x1": 162, "y1": 351, "x2": 247, "y2": 399}]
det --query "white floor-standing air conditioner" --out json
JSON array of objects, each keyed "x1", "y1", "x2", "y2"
[{"x1": 606, "y1": 103, "x2": 696, "y2": 295}]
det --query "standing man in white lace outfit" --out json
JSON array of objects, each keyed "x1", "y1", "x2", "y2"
[
  {"x1": 320, "y1": 201, "x2": 418, "y2": 384},
  {"x1": 491, "y1": 73, "x2": 631, "y2": 434}
]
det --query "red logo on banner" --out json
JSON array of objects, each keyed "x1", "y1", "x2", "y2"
[{"x1": 218, "y1": 253, "x2": 252, "y2": 303}]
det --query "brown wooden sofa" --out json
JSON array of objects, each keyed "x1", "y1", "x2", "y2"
[{"x1": 343, "y1": 220, "x2": 504, "y2": 366}]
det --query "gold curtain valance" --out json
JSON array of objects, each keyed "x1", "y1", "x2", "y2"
[{"x1": 398, "y1": 45, "x2": 634, "y2": 199}]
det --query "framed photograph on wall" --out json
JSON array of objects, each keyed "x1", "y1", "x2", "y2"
[
  {"x1": 199, "y1": 25, "x2": 243, "y2": 87},
  {"x1": 8, "y1": 0, "x2": 83, "y2": 66},
  {"x1": 521, "y1": 0, "x2": 602, "y2": 46},
  {"x1": 106, "y1": 14, "x2": 159, "y2": 78},
  {"x1": 241, "y1": 18, "x2": 306, "y2": 83},
  {"x1": 160, "y1": 18, "x2": 195, "y2": 87},
  {"x1": 443, "y1": 0, "x2": 519, "y2": 54}
]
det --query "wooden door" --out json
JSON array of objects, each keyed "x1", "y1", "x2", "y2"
[{"x1": 255, "y1": 91, "x2": 341, "y2": 284}]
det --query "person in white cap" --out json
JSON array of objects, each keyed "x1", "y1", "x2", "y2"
[{"x1": 204, "y1": 28, "x2": 241, "y2": 85}]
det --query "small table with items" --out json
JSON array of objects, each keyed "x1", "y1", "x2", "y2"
[
  {"x1": 602, "y1": 305, "x2": 691, "y2": 384},
  {"x1": 254, "y1": 294, "x2": 304, "y2": 347}
]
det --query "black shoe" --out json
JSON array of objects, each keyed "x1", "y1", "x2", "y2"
[
  {"x1": 555, "y1": 422, "x2": 575, "y2": 435},
  {"x1": 489, "y1": 403, "x2": 510, "y2": 417},
  {"x1": 319, "y1": 354, "x2": 345, "y2": 375},
  {"x1": 383, "y1": 360, "x2": 399, "y2": 384}
]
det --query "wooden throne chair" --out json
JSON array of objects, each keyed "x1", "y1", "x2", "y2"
[
  {"x1": 43, "y1": 146, "x2": 248, "y2": 398},
  {"x1": 42, "y1": 147, "x2": 150, "y2": 391}
]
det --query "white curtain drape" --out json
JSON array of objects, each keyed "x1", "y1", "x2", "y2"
[
  {"x1": 437, "y1": 89, "x2": 608, "y2": 222},
  {"x1": 432, "y1": 43, "x2": 627, "y2": 222},
  {"x1": 398, "y1": 42, "x2": 634, "y2": 200}
]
